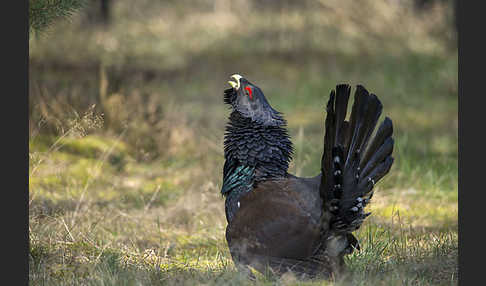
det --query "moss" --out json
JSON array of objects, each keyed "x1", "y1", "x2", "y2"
[{"x1": 58, "y1": 135, "x2": 130, "y2": 170}]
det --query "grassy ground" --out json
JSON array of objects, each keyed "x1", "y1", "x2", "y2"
[{"x1": 29, "y1": 0, "x2": 457, "y2": 285}]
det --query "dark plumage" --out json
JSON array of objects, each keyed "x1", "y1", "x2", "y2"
[{"x1": 221, "y1": 74, "x2": 394, "y2": 279}]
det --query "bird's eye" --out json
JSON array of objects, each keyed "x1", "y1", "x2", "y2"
[{"x1": 245, "y1": 86, "x2": 253, "y2": 100}]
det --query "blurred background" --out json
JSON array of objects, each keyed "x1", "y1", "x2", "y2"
[{"x1": 29, "y1": 0, "x2": 457, "y2": 285}]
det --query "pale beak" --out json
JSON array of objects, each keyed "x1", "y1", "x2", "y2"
[
  {"x1": 227, "y1": 74, "x2": 243, "y2": 90},
  {"x1": 228, "y1": 80, "x2": 238, "y2": 89}
]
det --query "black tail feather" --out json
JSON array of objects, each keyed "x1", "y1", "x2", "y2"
[
  {"x1": 334, "y1": 84, "x2": 351, "y2": 146},
  {"x1": 319, "y1": 84, "x2": 394, "y2": 234},
  {"x1": 359, "y1": 137, "x2": 394, "y2": 181},
  {"x1": 354, "y1": 93, "x2": 382, "y2": 157},
  {"x1": 361, "y1": 156, "x2": 394, "y2": 191},
  {"x1": 320, "y1": 91, "x2": 336, "y2": 201},
  {"x1": 343, "y1": 85, "x2": 367, "y2": 165},
  {"x1": 345, "y1": 86, "x2": 382, "y2": 168},
  {"x1": 360, "y1": 117, "x2": 393, "y2": 168}
]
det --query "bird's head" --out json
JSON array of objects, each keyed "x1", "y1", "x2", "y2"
[{"x1": 224, "y1": 74, "x2": 285, "y2": 126}]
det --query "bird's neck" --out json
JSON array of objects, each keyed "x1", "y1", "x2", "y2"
[
  {"x1": 222, "y1": 111, "x2": 293, "y2": 222},
  {"x1": 223, "y1": 111, "x2": 293, "y2": 181}
]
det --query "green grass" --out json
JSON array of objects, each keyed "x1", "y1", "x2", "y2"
[{"x1": 29, "y1": 0, "x2": 457, "y2": 285}]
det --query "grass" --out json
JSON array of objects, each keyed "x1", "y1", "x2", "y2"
[{"x1": 29, "y1": 0, "x2": 457, "y2": 285}]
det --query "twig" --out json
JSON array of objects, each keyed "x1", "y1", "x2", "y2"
[{"x1": 144, "y1": 184, "x2": 162, "y2": 213}]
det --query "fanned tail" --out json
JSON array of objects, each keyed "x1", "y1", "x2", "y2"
[{"x1": 320, "y1": 84, "x2": 394, "y2": 234}]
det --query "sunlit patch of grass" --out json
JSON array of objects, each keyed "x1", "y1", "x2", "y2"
[
  {"x1": 58, "y1": 135, "x2": 129, "y2": 166},
  {"x1": 344, "y1": 224, "x2": 457, "y2": 286},
  {"x1": 30, "y1": 149, "x2": 192, "y2": 215},
  {"x1": 369, "y1": 193, "x2": 457, "y2": 230}
]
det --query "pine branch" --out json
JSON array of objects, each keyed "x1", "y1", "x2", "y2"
[{"x1": 29, "y1": 0, "x2": 87, "y2": 36}]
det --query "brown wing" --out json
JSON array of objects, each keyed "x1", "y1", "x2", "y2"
[{"x1": 225, "y1": 175, "x2": 323, "y2": 273}]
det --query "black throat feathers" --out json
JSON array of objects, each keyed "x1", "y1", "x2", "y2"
[{"x1": 223, "y1": 110, "x2": 294, "y2": 185}]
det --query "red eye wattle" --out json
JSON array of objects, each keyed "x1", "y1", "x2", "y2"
[{"x1": 245, "y1": 87, "x2": 253, "y2": 100}]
